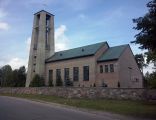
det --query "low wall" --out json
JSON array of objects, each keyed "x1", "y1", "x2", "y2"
[{"x1": 0, "y1": 87, "x2": 156, "y2": 100}]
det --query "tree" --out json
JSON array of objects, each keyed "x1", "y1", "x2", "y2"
[
  {"x1": 17, "y1": 66, "x2": 26, "y2": 87},
  {"x1": 131, "y1": 0, "x2": 156, "y2": 63},
  {"x1": 56, "y1": 75, "x2": 63, "y2": 86},
  {"x1": 8, "y1": 66, "x2": 26, "y2": 87},
  {"x1": 145, "y1": 71, "x2": 156, "y2": 88},
  {"x1": 135, "y1": 54, "x2": 147, "y2": 73},
  {"x1": 0, "y1": 65, "x2": 26, "y2": 87},
  {"x1": 144, "y1": 72, "x2": 150, "y2": 88},
  {"x1": 0, "y1": 69, "x2": 2, "y2": 86},
  {"x1": 29, "y1": 74, "x2": 45, "y2": 87},
  {"x1": 12, "y1": 69, "x2": 18, "y2": 87},
  {"x1": 1, "y1": 65, "x2": 13, "y2": 87}
]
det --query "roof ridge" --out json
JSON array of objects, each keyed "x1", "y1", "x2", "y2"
[{"x1": 55, "y1": 41, "x2": 107, "y2": 53}]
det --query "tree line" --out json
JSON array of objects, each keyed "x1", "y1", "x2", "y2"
[
  {"x1": 133, "y1": 0, "x2": 156, "y2": 88},
  {"x1": 0, "y1": 64, "x2": 73, "y2": 87},
  {"x1": 0, "y1": 65, "x2": 26, "y2": 87}
]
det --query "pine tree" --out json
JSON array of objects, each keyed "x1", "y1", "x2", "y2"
[{"x1": 29, "y1": 74, "x2": 45, "y2": 87}]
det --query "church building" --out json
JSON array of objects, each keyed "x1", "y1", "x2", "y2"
[{"x1": 26, "y1": 10, "x2": 143, "y2": 88}]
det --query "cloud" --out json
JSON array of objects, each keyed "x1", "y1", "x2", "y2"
[
  {"x1": 0, "y1": 57, "x2": 27, "y2": 70},
  {"x1": 7, "y1": 57, "x2": 28, "y2": 69},
  {"x1": 55, "y1": 43, "x2": 67, "y2": 51},
  {"x1": 55, "y1": 25, "x2": 69, "y2": 51},
  {"x1": 0, "y1": 9, "x2": 10, "y2": 31},
  {"x1": 0, "y1": 9, "x2": 7, "y2": 19},
  {"x1": 0, "y1": 36, "x2": 30, "y2": 70},
  {"x1": 0, "y1": 7, "x2": 10, "y2": 30},
  {"x1": 26, "y1": 37, "x2": 31, "y2": 52},
  {"x1": 0, "y1": 22, "x2": 9, "y2": 30}
]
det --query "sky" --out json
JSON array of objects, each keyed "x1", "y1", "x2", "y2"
[{"x1": 0, "y1": 0, "x2": 153, "y2": 73}]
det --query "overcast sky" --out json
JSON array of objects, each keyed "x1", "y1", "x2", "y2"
[{"x1": 0, "y1": 0, "x2": 153, "y2": 72}]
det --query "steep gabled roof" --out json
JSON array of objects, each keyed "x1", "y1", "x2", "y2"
[
  {"x1": 97, "y1": 44, "x2": 128, "y2": 62},
  {"x1": 46, "y1": 42, "x2": 108, "y2": 63}
]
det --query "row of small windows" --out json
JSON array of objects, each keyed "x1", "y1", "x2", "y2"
[
  {"x1": 100, "y1": 64, "x2": 114, "y2": 73},
  {"x1": 49, "y1": 66, "x2": 89, "y2": 82}
]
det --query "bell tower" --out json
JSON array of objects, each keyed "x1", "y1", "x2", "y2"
[{"x1": 26, "y1": 10, "x2": 54, "y2": 87}]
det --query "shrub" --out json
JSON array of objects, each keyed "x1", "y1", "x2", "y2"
[
  {"x1": 102, "y1": 82, "x2": 107, "y2": 87},
  {"x1": 48, "y1": 79, "x2": 53, "y2": 87},
  {"x1": 118, "y1": 82, "x2": 120, "y2": 88},
  {"x1": 56, "y1": 75, "x2": 63, "y2": 86},
  {"x1": 64, "y1": 78, "x2": 73, "y2": 86},
  {"x1": 29, "y1": 74, "x2": 45, "y2": 87},
  {"x1": 148, "y1": 72, "x2": 156, "y2": 88}
]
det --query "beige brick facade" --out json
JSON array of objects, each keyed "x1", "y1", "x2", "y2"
[
  {"x1": 118, "y1": 46, "x2": 143, "y2": 88},
  {"x1": 45, "y1": 44, "x2": 109, "y2": 87},
  {"x1": 45, "y1": 44, "x2": 143, "y2": 88}
]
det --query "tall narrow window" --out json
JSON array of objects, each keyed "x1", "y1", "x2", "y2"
[
  {"x1": 83, "y1": 66, "x2": 89, "y2": 81},
  {"x1": 110, "y1": 64, "x2": 114, "y2": 72},
  {"x1": 45, "y1": 15, "x2": 50, "y2": 49},
  {"x1": 73, "y1": 67, "x2": 79, "y2": 81},
  {"x1": 49, "y1": 70, "x2": 53, "y2": 84},
  {"x1": 56, "y1": 69, "x2": 61, "y2": 80},
  {"x1": 105, "y1": 65, "x2": 108, "y2": 73},
  {"x1": 36, "y1": 14, "x2": 40, "y2": 26},
  {"x1": 100, "y1": 65, "x2": 103, "y2": 73},
  {"x1": 34, "y1": 14, "x2": 40, "y2": 50},
  {"x1": 64, "y1": 68, "x2": 69, "y2": 81}
]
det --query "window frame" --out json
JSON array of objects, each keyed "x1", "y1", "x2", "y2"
[
  {"x1": 110, "y1": 64, "x2": 114, "y2": 72},
  {"x1": 105, "y1": 65, "x2": 109, "y2": 73},
  {"x1": 73, "y1": 67, "x2": 79, "y2": 81},
  {"x1": 49, "y1": 69, "x2": 53, "y2": 82},
  {"x1": 64, "y1": 68, "x2": 69, "y2": 81},
  {"x1": 56, "y1": 69, "x2": 61, "y2": 80},
  {"x1": 100, "y1": 65, "x2": 103, "y2": 73},
  {"x1": 83, "y1": 66, "x2": 89, "y2": 81}
]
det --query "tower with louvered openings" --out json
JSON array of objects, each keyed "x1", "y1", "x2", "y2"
[{"x1": 26, "y1": 10, "x2": 54, "y2": 87}]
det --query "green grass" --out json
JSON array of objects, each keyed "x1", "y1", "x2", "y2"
[{"x1": 1, "y1": 93, "x2": 156, "y2": 119}]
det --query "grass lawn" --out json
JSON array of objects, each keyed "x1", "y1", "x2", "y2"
[{"x1": 0, "y1": 93, "x2": 156, "y2": 119}]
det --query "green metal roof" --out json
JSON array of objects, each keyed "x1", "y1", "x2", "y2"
[
  {"x1": 97, "y1": 44, "x2": 128, "y2": 62},
  {"x1": 46, "y1": 42, "x2": 108, "y2": 63}
]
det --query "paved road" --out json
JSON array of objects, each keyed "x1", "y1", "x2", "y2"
[{"x1": 0, "y1": 96, "x2": 143, "y2": 120}]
